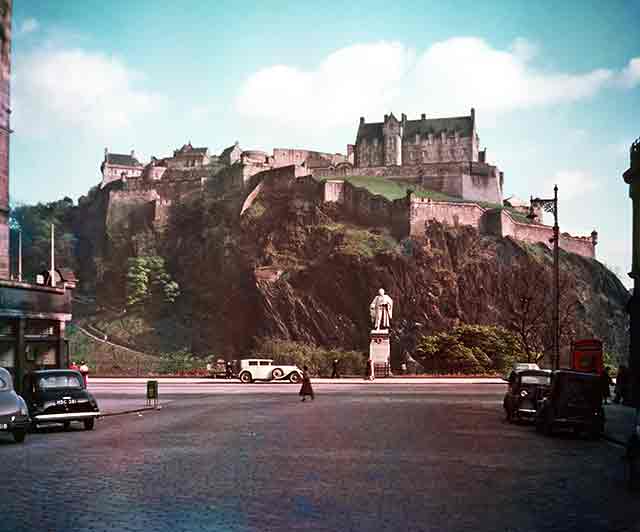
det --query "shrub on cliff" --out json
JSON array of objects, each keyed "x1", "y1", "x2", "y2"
[
  {"x1": 416, "y1": 324, "x2": 522, "y2": 375},
  {"x1": 251, "y1": 338, "x2": 366, "y2": 376},
  {"x1": 126, "y1": 255, "x2": 181, "y2": 309}
]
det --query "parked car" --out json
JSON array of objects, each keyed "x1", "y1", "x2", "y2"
[
  {"x1": 503, "y1": 369, "x2": 552, "y2": 422},
  {"x1": 0, "y1": 368, "x2": 30, "y2": 444},
  {"x1": 238, "y1": 359, "x2": 302, "y2": 384},
  {"x1": 535, "y1": 370, "x2": 605, "y2": 438},
  {"x1": 22, "y1": 370, "x2": 101, "y2": 431}
]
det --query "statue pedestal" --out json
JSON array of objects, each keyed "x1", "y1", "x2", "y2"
[{"x1": 369, "y1": 329, "x2": 391, "y2": 378}]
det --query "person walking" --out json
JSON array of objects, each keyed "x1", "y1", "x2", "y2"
[
  {"x1": 601, "y1": 367, "x2": 613, "y2": 405},
  {"x1": 299, "y1": 366, "x2": 314, "y2": 401},
  {"x1": 331, "y1": 359, "x2": 340, "y2": 379},
  {"x1": 79, "y1": 361, "x2": 89, "y2": 387}
]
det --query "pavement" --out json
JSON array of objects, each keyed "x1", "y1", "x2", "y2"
[
  {"x1": 1, "y1": 383, "x2": 639, "y2": 532},
  {"x1": 603, "y1": 402, "x2": 639, "y2": 445}
]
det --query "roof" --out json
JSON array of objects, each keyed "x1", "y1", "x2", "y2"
[
  {"x1": 220, "y1": 142, "x2": 241, "y2": 159},
  {"x1": 105, "y1": 153, "x2": 142, "y2": 167},
  {"x1": 356, "y1": 114, "x2": 473, "y2": 142}
]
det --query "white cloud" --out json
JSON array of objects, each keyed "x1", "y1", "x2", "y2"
[
  {"x1": 13, "y1": 47, "x2": 164, "y2": 137},
  {"x1": 17, "y1": 18, "x2": 39, "y2": 35},
  {"x1": 617, "y1": 57, "x2": 640, "y2": 88},
  {"x1": 542, "y1": 170, "x2": 599, "y2": 201},
  {"x1": 235, "y1": 37, "x2": 636, "y2": 129}
]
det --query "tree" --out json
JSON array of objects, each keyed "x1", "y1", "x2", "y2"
[
  {"x1": 502, "y1": 260, "x2": 579, "y2": 365},
  {"x1": 126, "y1": 256, "x2": 180, "y2": 308},
  {"x1": 416, "y1": 324, "x2": 522, "y2": 375}
]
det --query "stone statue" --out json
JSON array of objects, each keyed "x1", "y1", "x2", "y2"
[{"x1": 370, "y1": 288, "x2": 393, "y2": 331}]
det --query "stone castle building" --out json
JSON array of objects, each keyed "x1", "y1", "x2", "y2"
[
  {"x1": 313, "y1": 109, "x2": 504, "y2": 205},
  {"x1": 100, "y1": 149, "x2": 143, "y2": 188}
]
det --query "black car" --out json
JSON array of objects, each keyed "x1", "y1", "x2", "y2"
[
  {"x1": 0, "y1": 368, "x2": 30, "y2": 444},
  {"x1": 22, "y1": 370, "x2": 101, "y2": 431},
  {"x1": 535, "y1": 370, "x2": 605, "y2": 438},
  {"x1": 503, "y1": 369, "x2": 552, "y2": 422}
]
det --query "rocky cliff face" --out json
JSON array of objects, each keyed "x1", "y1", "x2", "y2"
[
  {"x1": 77, "y1": 173, "x2": 630, "y2": 366},
  {"x1": 170, "y1": 175, "x2": 630, "y2": 366}
]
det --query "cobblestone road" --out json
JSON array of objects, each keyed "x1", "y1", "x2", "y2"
[{"x1": 0, "y1": 385, "x2": 637, "y2": 532}]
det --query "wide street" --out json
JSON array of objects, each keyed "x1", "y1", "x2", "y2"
[{"x1": 0, "y1": 381, "x2": 638, "y2": 532}]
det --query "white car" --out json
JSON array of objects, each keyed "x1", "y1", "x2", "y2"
[{"x1": 238, "y1": 359, "x2": 302, "y2": 384}]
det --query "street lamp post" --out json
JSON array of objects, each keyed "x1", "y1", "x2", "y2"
[
  {"x1": 528, "y1": 186, "x2": 560, "y2": 370},
  {"x1": 623, "y1": 137, "x2": 640, "y2": 408}
]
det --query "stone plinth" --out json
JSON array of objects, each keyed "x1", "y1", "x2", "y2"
[{"x1": 369, "y1": 329, "x2": 391, "y2": 377}]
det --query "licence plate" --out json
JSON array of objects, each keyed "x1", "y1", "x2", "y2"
[{"x1": 0, "y1": 423, "x2": 7, "y2": 429}]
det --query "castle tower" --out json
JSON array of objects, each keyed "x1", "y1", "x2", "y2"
[
  {"x1": 382, "y1": 113, "x2": 402, "y2": 166},
  {"x1": 0, "y1": 0, "x2": 11, "y2": 279}
]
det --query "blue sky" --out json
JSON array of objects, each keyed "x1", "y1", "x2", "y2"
[{"x1": 9, "y1": 0, "x2": 640, "y2": 285}]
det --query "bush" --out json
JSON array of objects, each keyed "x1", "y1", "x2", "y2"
[
  {"x1": 157, "y1": 349, "x2": 202, "y2": 375},
  {"x1": 251, "y1": 338, "x2": 366, "y2": 376}
]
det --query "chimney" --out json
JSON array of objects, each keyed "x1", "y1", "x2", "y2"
[
  {"x1": 401, "y1": 113, "x2": 407, "y2": 123},
  {"x1": 384, "y1": 114, "x2": 388, "y2": 122},
  {"x1": 360, "y1": 116, "x2": 365, "y2": 125},
  {"x1": 479, "y1": 149, "x2": 486, "y2": 163},
  {"x1": 421, "y1": 113, "x2": 426, "y2": 120},
  {"x1": 130, "y1": 149, "x2": 135, "y2": 159},
  {"x1": 104, "y1": 147, "x2": 108, "y2": 157}
]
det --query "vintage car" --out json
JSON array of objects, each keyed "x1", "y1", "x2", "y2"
[
  {"x1": 503, "y1": 369, "x2": 552, "y2": 422},
  {"x1": 238, "y1": 359, "x2": 302, "y2": 384},
  {"x1": 22, "y1": 370, "x2": 101, "y2": 431},
  {"x1": 535, "y1": 370, "x2": 605, "y2": 438},
  {"x1": 0, "y1": 368, "x2": 30, "y2": 444}
]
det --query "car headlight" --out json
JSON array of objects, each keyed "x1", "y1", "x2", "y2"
[{"x1": 520, "y1": 390, "x2": 528, "y2": 398}]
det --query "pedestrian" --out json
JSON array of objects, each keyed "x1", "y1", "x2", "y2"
[
  {"x1": 226, "y1": 360, "x2": 234, "y2": 379},
  {"x1": 367, "y1": 358, "x2": 375, "y2": 381},
  {"x1": 331, "y1": 358, "x2": 340, "y2": 379},
  {"x1": 79, "y1": 360, "x2": 89, "y2": 387},
  {"x1": 601, "y1": 367, "x2": 613, "y2": 404},
  {"x1": 614, "y1": 365, "x2": 628, "y2": 404},
  {"x1": 299, "y1": 365, "x2": 314, "y2": 401},
  {"x1": 69, "y1": 360, "x2": 79, "y2": 372}
]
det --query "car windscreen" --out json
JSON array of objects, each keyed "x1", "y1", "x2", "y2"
[
  {"x1": 37, "y1": 374, "x2": 83, "y2": 390},
  {"x1": 521, "y1": 375, "x2": 550, "y2": 385}
]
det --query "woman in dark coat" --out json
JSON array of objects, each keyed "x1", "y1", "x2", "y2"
[
  {"x1": 601, "y1": 367, "x2": 613, "y2": 404},
  {"x1": 299, "y1": 366, "x2": 314, "y2": 401}
]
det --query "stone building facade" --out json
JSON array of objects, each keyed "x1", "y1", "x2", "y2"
[
  {"x1": 0, "y1": 0, "x2": 74, "y2": 392},
  {"x1": 0, "y1": 0, "x2": 10, "y2": 279},
  {"x1": 167, "y1": 142, "x2": 210, "y2": 169}
]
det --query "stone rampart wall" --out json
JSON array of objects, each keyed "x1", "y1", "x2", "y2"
[
  {"x1": 487, "y1": 210, "x2": 595, "y2": 259},
  {"x1": 409, "y1": 198, "x2": 486, "y2": 236}
]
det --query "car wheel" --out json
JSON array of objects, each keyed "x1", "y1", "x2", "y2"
[
  {"x1": 12, "y1": 430, "x2": 26, "y2": 444},
  {"x1": 271, "y1": 368, "x2": 284, "y2": 380},
  {"x1": 63, "y1": 421, "x2": 71, "y2": 431},
  {"x1": 84, "y1": 418, "x2": 95, "y2": 431},
  {"x1": 239, "y1": 372, "x2": 253, "y2": 384},
  {"x1": 289, "y1": 372, "x2": 301, "y2": 384}
]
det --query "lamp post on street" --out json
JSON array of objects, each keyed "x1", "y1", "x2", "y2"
[{"x1": 528, "y1": 185, "x2": 560, "y2": 370}]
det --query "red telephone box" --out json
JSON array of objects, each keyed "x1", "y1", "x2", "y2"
[{"x1": 571, "y1": 339, "x2": 603, "y2": 374}]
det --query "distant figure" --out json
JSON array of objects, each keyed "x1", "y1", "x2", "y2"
[
  {"x1": 367, "y1": 359, "x2": 375, "y2": 381},
  {"x1": 69, "y1": 360, "x2": 79, "y2": 372},
  {"x1": 601, "y1": 367, "x2": 613, "y2": 404},
  {"x1": 331, "y1": 359, "x2": 340, "y2": 379},
  {"x1": 79, "y1": 361, "x2": 89, "y2": 387},
  {"x1": 614, "y1": 365, "x2": 628, "y2": 404},
  {"x1": 226, "y1": 360, "x2": 234, "y2": 379},
  {"x1": 299, "y1": 366, "x2": 314, "y2": 401}
]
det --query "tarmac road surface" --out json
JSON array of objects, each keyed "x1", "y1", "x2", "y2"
[{"x1": 0, "y1": 383, "x2": 637, "y2": 532}]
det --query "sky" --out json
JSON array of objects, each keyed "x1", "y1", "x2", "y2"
[{"x1": 9, "y1": 0, "x2": 640, "y2": 286}]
